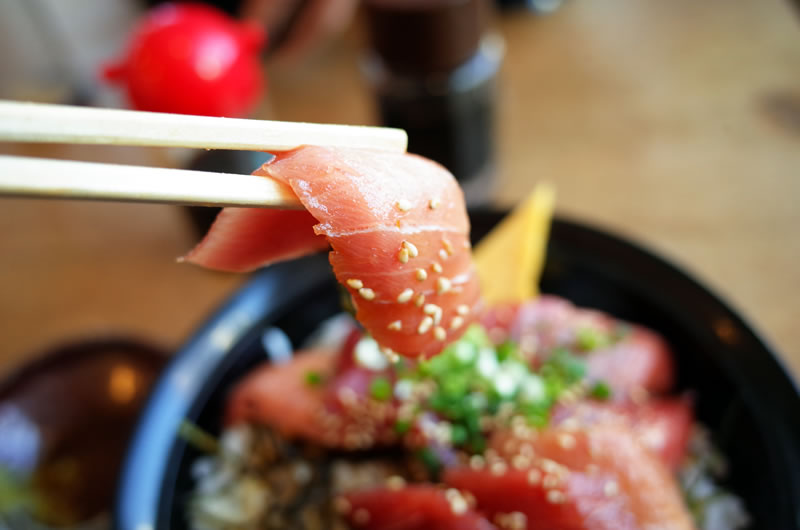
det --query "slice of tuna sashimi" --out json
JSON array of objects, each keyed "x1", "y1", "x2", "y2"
[
  {"x1": 445, "y1": 462, "x2": 636, "y2": 530},
  {"x1": 550, "y1": 398, "x2": 694, "y2": 471},
  {"x1": 186, "y1": 146, "x2": 481, "y2": 358},
  {"x1": 469, "y1": 425, "x2": 695, "y2": 530},
  {"x1": 181, "y1": 208, "x2": 328, "y2": 272},
  {"x1": 225, "y1": 348, "x2": 338, "y2": 443},
  {"x1": 340, "y1": 485, "x2": 497, "y2": 530},
  {"x1": 226, "y1": 336, "x2": 403, "y2": 450},
  {"x1": 481, "y1": 296, "x2": 675, "y2": 399}
]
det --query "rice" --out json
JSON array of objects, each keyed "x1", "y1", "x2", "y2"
[{"x1": 679, "y1": 427, "x2": 750, "y2": 530}]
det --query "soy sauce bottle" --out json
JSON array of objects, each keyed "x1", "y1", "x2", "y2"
[{"x1": 362, "y1": 0, "x2": 503, "y2": 206}]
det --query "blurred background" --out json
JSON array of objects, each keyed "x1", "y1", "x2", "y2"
[{"x1": 0, "y1": 0, "x2": 798, "y2": 527}]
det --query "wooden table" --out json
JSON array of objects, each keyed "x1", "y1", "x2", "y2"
[{"x1": 1, "y1": 0, "x2": 799, "y2": 380}]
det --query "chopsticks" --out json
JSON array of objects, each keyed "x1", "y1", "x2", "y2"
[
  {"x1": 0, "y1": 101, "x2": 408, "y2": 208},
  {"x1": 0, "y1": 101, "x2": 408, "y2": 152},
  {"x1": 0, "y1": 155, "x2": 302, "y2": 208}
]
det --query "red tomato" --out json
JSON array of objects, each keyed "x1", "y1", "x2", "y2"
[
  {"x1": 342, "y1": 485, "x2": 496, "y2": 530},
  {"x1": 103, "y1": 3, "x2": 266, "y2": 117}
]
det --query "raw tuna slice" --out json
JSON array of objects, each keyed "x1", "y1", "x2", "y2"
[
  {"x1": 341, "y1": 485, "x2": 497, "y2": 530},
  {"x1": 186, "y1": 146, "x2": 481, "y2": 358},
  {"x1": 550, "y1": 398, "x2": 694, "y2": 471},
  {"x1": 448, "y1": 425, "x2": 695, "y2": 530},
  {"x1": 225, "y1": 348, "x2": 338, "y2": 443},
  {"x1": 481, "y1": 296, "x2": 674, "y2": 398},
  {"x1": 226, "y1": 338, "x2": 401, "y2": 450},
  {"x1": 181, "y1": 208, "x2": 328, "y2": 272},
  {"x1": 445, "y1": 464, "x2": 634, "y2": 530}
]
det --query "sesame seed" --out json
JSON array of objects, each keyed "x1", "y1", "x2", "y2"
[
  {"x1": 397, "y1": 248, "x2": 409, "y2": 263},
  {"x1": 439, "y1": 249, "x2": 449, "y2": 260},
  {"x1": 540, "y1": 458, "x2": 562, "y2": 474},
  {"x1": 558, "y1": 433, "x2": 576, "y2": 450},
  {"x1": 386, "y1": 475, "x2": 406, "y2": 490},
  {"x1": 490, "y1": 461, "x2": 507, "y2": 476},
  {"x1": 423, "y1": 303, "x2": 442, "y2": 324},
  {"x1": 445, "y1": 488, "x2": 460, "y2": 501},
  {"x1": 543, "y1": 474, "x2": 559, "y2": 489},
  {"x1": 396, "y1": 199, "x2": 412, "y2": 212},
  {"x1": 457, "y1": 304, "x2": 470, "y2": 316},
  {"x1": 423, "y1": 303, "x2": 439, "y2": 314},
  {"x1": 546, "y1": 490, "x2": 566, "y2": 504},
  {"x1": 429, "y1": 198, "x2": 440, "y2": 209},
  {"x1": 402, "y1": 240, "x2": 419, "y2": 257},
  {"x1": 418, "y1": 316, "x2": 434, "y2": 334},
  {"x1": 442, "y1": 238, "x2": 454, "y2": 255},
  {"x1": 433, "y1": 326, "x2": 447, "y2": 341},
  {"x1": 450, "y1": 316, "x2": 464, "y2": 330},
  {"x1": 512, "y1": 423, "x2": 534, "y2": 440},
  {"x1": 415, "y1": 293, "x2": 426, "y2": 307},
  {"x1": 397, "y1": 288, "x2": 414, "y2": 303},
  {"x1": 507, "y1": 512, "x2": 527, "y2": 530},
  {"x1": 527, "y1": 468, "x2": 541, "y2": 485},
  {"x1": 431, "y1": 262, "x2": 443, "y2": 273},
  {"x1": 382, "y1": 348, "x2": 400, "y2": 363},
  {"x1": 387, "y1": 320, "x2": 402, "y2": 331},
  {"x1": 604, "y1": 481, "x2": 619, "y2": 497},
  {"x1": 354, "y1": 508, "x2": 370, "y2": 525},
  {"x1": 358, "y1": 287, "x2": 375, "y2": 300},
  {"x1": 413, "y1": 269, "x2": 427, "y2": 282},
  {"x1": 346, "y1": 278, "x2": 363, "y2": 289},
  {"x1": 470, "y1": 455, "x2": 486, "y2": 470},
  {"x1": 437, "y1": 277, "x2": 452, "y2": 294},
  {"x1": 333, "y1": 496, "x2": 351, "y2": 514},
  {"x1": 512, "y1": 454, "x2": 530, "y2": 470},
  {"x1": 450, "y1": 495, "x2": 468, "y2": 515}
]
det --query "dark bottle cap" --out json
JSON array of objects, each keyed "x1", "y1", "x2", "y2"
[{"x1": 365, "y1": 0, "x2": 488, "y2": 75}]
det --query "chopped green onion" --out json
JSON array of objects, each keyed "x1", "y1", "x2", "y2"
[
  {"x1": 369, "y1": 377, "x2": 392, "y2": 401},
  {"x1": 547, "y1": 348, "x2": 587, "y2": 383},
  {"x1": 0, "y1": 467, "x2": 36, "y2": 516},
  {"x1": 576, "y1": 327, "x2": 611, "y2": 351},
  {"x1": 304, "y1": 370, "x2": 324, "y2": 387},
  {"x1": 451, "y1": 424, "x2": 469, "y2": 445},
  {"x1": 394, "y1": 419, "x2": 411, "y2": 435},
  {"x1": 496, "y1": 341, "x2": 517, "y2": 361},
  {"x1": 590, "y1": 381, "x2": 612, "y2": 400},
  {"x1": 383, "y1": 322, "x2": 601, "y2": 454},
  {"x1": 417, "y1": 447, "x2": 442, "y2": 476},
  {"x1": 179, "y1": 420, "x2": 220, "y2": 454}
]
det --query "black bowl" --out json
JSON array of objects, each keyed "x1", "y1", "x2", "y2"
[{"x1": 115, "y1": 212, "x2": 800, "y2": 530}]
